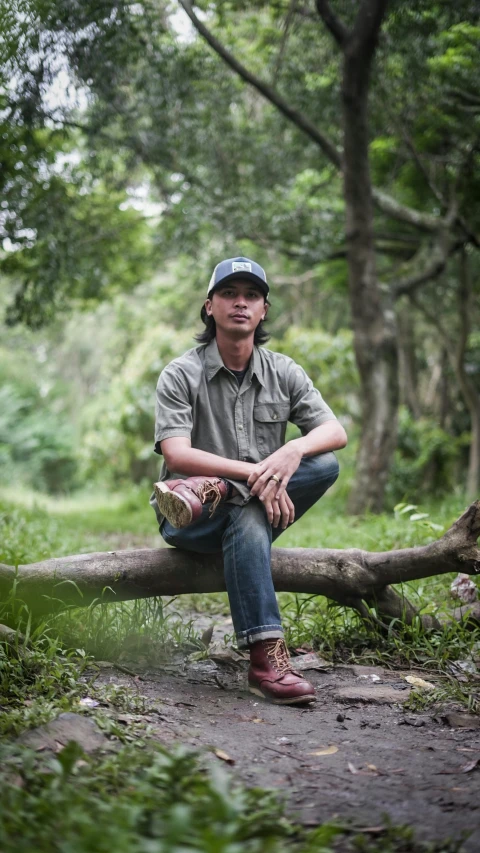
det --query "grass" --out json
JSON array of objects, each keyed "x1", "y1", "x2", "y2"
[
  {"x1": 1, "y1": 484, "x2": 478, "y2": 687},
  {"x1": 0, "y1": 484, "x2": 477, "y2": 851}
]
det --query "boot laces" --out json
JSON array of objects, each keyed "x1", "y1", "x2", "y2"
[
  {"x1": 196, "y1": 480, "x2": 223, "y2": 516},
  {"x1": 266, "y1": 639, "x2": 293, "y2": 676}
]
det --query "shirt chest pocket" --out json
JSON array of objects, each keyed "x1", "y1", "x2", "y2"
[{"x1": 253, "y1": 402, "x2": 290, "y2": 455}]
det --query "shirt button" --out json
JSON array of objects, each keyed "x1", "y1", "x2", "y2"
[
  {"x1": 238, "y1": 425, "x2": 244, "y2": 430},
  {"x1": 272, "y1": 413, "x2": 278, "y2": 420}
]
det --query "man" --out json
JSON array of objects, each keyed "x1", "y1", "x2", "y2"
[{"x1": 151, "y1": 256, "x2": 347, "y2": 705}]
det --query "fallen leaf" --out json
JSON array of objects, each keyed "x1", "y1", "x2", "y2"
[
  {"x1": 358, "y1": 674, "x2": 381, "y2": 683},
  {"x1": 347, "y1": 762, "x2": 379, "y2": 776},
  {"x1": 213, "y1": 748, "x2": 235, "y2": 766},
  {"x1": 251, "y1": 717, "x2": 265, "y2": 723},
  {"x1": 308, "y1": 745, "x2": 338, "y2": 756},
  {"x1": 200, "y1": 626, "x2": 214, "y2": 648},
  {"x1": 356, "y1": 826, "x2": 385, "y2": 834},
  {"x1": 405, "y1": 676, "x2": 435, "y2": 691},
  {"x1": 79, "y1": 697, "x2": 100, "y2": 709}
]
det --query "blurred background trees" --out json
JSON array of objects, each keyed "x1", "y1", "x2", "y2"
[{"x1": 1, "y1": 0, "x2": 479, "y2": 511}]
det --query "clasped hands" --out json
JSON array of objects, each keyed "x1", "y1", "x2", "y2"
[{"x1": 247, "y1": 442, "x2": 302, "y2": 529}]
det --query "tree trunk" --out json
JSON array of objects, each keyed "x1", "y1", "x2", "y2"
[
  {"x1": 341, "y1": 8, "x2": 399, "y2": 514},
  {"x1": 467, "y1": 409, "x2": 480, "y2": 499},
  {"x1": 457, "y1": 251, "x2": 480, "y2": 499},
  {"x1": 179, "y1": 0, "x2": 474, "y2": 514},
  {"x1": 1, "y1": 501, "x2": 479, "y2": 630},
  {"x1": 397, "y1": 303, "x2": 421, "y2": 418}
]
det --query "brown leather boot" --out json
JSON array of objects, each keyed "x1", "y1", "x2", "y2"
[
  {"x1": 153, "y1": 476, "x2": 229, "y2": 529},
  {"x1": 248, "y1": 638, "x2": 316, "y2": 705}
]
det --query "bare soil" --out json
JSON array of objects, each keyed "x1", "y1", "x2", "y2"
[{"x1": 92, "y1": 645, "x2": 480, "y2": 852}]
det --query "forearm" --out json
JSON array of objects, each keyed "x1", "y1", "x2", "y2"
[
  {"x1": 164, "y1": 445, "x2": 255, "y2": 481},
  {"x1": 289, "y1": 420, "x2": 348, "y2": 458}
]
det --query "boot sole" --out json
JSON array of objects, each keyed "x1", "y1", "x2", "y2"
[
  {"x1": 154, "y1": 482, "x2": 193, "y2": 529},
  {"x1": 248, "y1": 685, "x2": 316, "y2": 705}
]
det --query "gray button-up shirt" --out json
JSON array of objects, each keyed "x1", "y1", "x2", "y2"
[{"x1": 150, "y1": 339, "x2": 337, "y2": 524}]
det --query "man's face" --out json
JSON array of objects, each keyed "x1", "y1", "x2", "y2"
[{"x1": 205, "y1": 280, "x2": 268, "y2": 337}]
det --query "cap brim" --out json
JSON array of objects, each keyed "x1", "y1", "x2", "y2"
[{"x1": 208, "y1": 271, "x2": 269, "y2": 297}]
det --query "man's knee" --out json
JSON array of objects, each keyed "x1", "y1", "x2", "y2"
[{"x1": 306, "y1": 451, "x2": 340, "y2": 485}]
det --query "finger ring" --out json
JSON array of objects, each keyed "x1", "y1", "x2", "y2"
[{"x1": 269, "y1": 474, "x2": 280, "y2": 483}]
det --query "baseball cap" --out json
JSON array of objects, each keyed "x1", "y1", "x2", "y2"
[{"x1": 207, "y1": 256, "x2": 269, "y2": 298}]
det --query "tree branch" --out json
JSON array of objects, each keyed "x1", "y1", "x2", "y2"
[
  {"x1": 178, "y1": 0, "x2": 342, "y2": 168},
  {"x1": 272, "y1": 0, "x2": 298, "y2": 85},
  {"x1": 392, "y1": 206, "x2": 461, "y2": 299},
  {"x1": 177, "y1": 1, "x2": 470, "y2": 238},
  {"x1": 392, "y1": 242, "x2": 460, "y2": 300},
  {"x1": 1, "y1": 502, "x2": 479, "y2": 633},
  {"x1": 315, "y1": 0, "x2": 349, "y2": 46},
  {"x1": 371, "y1": 189, "x2": 441, "y2": 232},
  {"x1": 409, "y1": 292, "x2": 452, "y2": 349}
]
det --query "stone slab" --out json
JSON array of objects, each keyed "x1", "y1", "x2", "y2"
[
  {"x1": 333, "y1": 684, "x2": 411, "y2": 705},
  {"x1": 17, "y1": 712, "x2": 107, "y2": 752}
]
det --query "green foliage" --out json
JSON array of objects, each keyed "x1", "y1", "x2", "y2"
[
  {"x1": 1, "y1": 0, "x2": 155, "y2": 327},
  {"x1": 273, "y1": 326, "x2": 358, "y2": 418},
  {"x1": 0, "y1": 742, "x2": 301, "y2": 853},
  {"x1": 80, "y1": 323, "x2": 195, "y2": 485},
  {"x1": 3, "y1": 176, "x2": 154, "y2": 327},
  {"x1": 0, "y1": 382, "x2": 78, "y2": 492},
  {"x1": 387, "y1": 407, "x2": 466, "y2": 505}
]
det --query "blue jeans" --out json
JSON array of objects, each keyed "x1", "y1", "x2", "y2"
[{"x1": 161, "y1": 452, "x2": 340, "y2": 648}]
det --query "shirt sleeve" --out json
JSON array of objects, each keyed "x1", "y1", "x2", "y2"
[
  {"x1": 154, "y1": 365, "x2": 193, "y2": 454},
  {"x1": 287, "y1": 361, "x2": 337, "y2": 435}
]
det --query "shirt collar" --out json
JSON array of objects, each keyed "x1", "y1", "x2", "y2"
[{"x1": 204, "y1": 339, "x2": 266, "y2": 387}]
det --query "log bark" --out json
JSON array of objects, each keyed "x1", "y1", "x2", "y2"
[{"x1": 1, "y1": 502, "x2": 479, "y2": 629}]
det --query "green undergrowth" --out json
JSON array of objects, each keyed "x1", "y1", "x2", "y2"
[
  {"x1": 0, "y1": 737, "x2": 466, "y2": 853},
  {"x1": 0, "y1": 740, "x2": 299, "y2": 853},
  {"x1": 0, "y1": 488, "x2": 476, "y2": 851},
  {"x1": 1, "y1": 487, "x2": 479, "y2": 710},
  {"x1": 0, "y1": 736, "x2": 469, "y2": 853}
]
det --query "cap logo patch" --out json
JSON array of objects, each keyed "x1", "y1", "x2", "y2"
[{"x1": 232, "y1": 262, "x2": 252, "y2": 273}]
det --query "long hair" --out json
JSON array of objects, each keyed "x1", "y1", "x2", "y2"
[{"x1": 195, "y1": 304, "x2": 270, "y2": 345}]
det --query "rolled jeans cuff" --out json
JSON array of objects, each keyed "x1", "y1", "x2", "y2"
[{"x1": 236, "y1": 625, "x2": 284, "y2": 649}]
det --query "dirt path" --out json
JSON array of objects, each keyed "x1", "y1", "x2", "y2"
[{"x1": 93, "y1": 648, "x2": 480, "y2": 851}]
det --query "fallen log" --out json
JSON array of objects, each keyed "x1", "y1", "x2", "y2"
[{"x1": 1, "y1": 501, "x2": 479, "y2": 628}]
